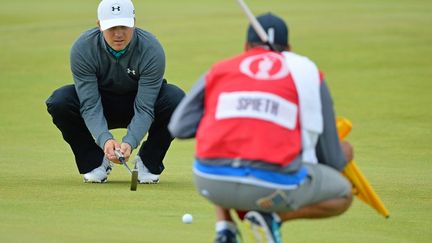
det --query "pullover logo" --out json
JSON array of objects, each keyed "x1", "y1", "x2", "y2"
[
  {"x1": 111, "y1": 5, "x2": 121, "y2": 14},
  {"x1": 240, "y1": 52, "x2": 289, "y2": 80},
  {"x1": 127, "y1": 68, "x2": 136, "y2": 75}
]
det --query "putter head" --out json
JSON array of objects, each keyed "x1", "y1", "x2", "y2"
[{"x1": 130, "y1": 163, "x2": 138, "y2": 191}]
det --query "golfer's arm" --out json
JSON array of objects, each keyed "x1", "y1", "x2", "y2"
[
  {"x1": 123, "y1": 55, "x2": 165, "y2": 149},
  {"x1": 71, "y1": 47, "x2": 113, "y2": 149},
  {"x1": 315, "y1": 81, "x2": 347, "y2": 171},
  {"x1": 168, "y1": 76, "x2": 205, "y2": 139}
]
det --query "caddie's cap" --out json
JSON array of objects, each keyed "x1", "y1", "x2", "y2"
[
  {"x1": 98, "y1": 0, "x2": 135, "y2": 31},
  {"x1": 247, "y1": 13, "x2": 288, "y2": 46}
]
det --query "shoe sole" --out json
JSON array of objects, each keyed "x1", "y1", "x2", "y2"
[
  {"x1": 84, "y1": 177, "x2": 108, "y2": 183},
  {"x1": 245, "y1": 212, "x2": 276, "y2": 243},
  {"x1": 244, "y1": 220, "x2": 268, "y2": 243},
  {"x1": 138, "y1": 179, "x2": 159, "y2": 184}
]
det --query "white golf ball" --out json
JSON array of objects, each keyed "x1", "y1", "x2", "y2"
[{"x1": 182, "y1": 213, "x2": 193, "y2": 224}]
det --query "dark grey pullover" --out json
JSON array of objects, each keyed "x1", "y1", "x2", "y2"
[{"x1": 70, "y1": 27, "x2": 165, "y2": 149}]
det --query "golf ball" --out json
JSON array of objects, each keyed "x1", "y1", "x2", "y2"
[{"x1": 182, "y1": 213, "x2": 193, "y2": 224}]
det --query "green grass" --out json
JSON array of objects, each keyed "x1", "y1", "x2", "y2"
[{"x1": 1, "y1": 0, "x2": 431, "y2": 242}]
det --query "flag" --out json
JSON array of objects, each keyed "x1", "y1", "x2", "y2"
[{"x1": 337, "y1": 117, "x2": 390, "y2": 218}]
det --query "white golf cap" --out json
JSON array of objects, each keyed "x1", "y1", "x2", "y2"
[{"x1": 97, "y1": 0, "x2": 135, "y2": 31}]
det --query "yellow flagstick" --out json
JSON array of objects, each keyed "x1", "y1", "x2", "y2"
[{"x1": 336, "y1": 117, "x2": 390, "y2": 218}]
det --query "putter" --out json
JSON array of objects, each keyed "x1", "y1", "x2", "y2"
[
  {"x1": 114, "y1": 150, "x2": 138, "y2": 191},
  {"x1": 236, "y1": 0, "x2": 276, "y2": 51}
]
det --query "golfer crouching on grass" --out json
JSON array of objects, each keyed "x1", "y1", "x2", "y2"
[
  {"x1": 46, "y1": 0, "x2": 184, "y2": 184},
  {"x1": 169, "y1": 13, "x2": 353, "y2": 243}
]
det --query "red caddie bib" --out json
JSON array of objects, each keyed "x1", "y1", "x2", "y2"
[{"x1": 196, "y1": 48, "x2": 303, "y2": 166}]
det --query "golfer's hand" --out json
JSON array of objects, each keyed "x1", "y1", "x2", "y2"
[
  {"x1": 104, "y1": 139, "x2": 122, "y2": 164},
  {"x1": 341, "y1": 140, "x2": 354, "y2": 162},
  {"x1": 120, "y1": 143, "x2": 132, "y2": 161}
]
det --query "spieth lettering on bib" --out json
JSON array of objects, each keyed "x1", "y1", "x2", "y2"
[{"x1": 215, "y1": 91, "x2": 298, "y2": 129}]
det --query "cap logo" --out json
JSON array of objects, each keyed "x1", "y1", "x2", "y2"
[
  {"x1": 240, "y1": 53, "x2": 289, "y2": 80},
  {"x1": 111, "y1": 4, "x2": 121, "y2": 15}
]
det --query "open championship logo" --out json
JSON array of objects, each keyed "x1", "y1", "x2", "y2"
[{"x1": 240, "y1": 53, "x2": 289, "y2": 80}]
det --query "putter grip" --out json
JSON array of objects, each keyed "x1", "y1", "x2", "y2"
[{"x1": 114, "y1": 150, "x2": 125, "y2": 163}]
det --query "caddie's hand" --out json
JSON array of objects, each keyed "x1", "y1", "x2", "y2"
[
  {"x1": 120, "y1": 143, "x2": 132, "y2": 161},
  {"x1": 104, "y1": 139, "x2": 122, "y2": 164},
  {"x1": 341, "y1": 140, "x2": 354, "y2": 162}
]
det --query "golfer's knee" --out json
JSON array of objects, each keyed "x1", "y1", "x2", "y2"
[
  {"x1": 158, "y1": 84, "x2": 185, "y2": 115},
  {"x1": 46, "y1": 96, "x2": 66, "y2": 117},
  {"x1": 46, "y1": 85, "x2": 78, "y2": 117},
  {"x1": 167, "y1": 84, "x2": 185, "y2": 108}
]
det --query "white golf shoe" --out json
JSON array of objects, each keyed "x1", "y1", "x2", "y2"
[
  {"x1": 83, "y1": 157, "x2": 112, "y2": 183},
  {"x1": 136, "y1": 156, "x2": 160, "y2": 184}
]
